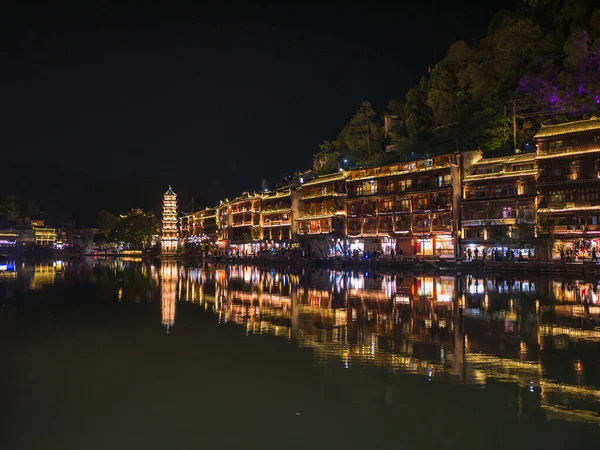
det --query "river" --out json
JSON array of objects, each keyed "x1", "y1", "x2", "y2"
[{"x1": 1, "y1": 258, "x2": 600, "y2": 449}]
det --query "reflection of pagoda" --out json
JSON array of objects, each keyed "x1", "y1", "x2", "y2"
[
  {"x1": 161, "y1": 186, "x2": 179, "y2": 254},
  {"x1": 160, "y1": 261, "x2": 178, "y2": 331}
]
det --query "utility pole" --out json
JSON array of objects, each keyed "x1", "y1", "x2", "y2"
[{"x1": 513, "y1": 100, "x2": 518, "y2": 152}]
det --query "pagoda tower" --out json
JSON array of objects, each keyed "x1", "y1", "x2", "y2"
[{"x1": 161, "y1": 185, "x2": 179, "y2": 254}]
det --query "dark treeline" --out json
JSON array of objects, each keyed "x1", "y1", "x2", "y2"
[{"x1": 310, "y1": 0, "x2": 600, "y2": 175}]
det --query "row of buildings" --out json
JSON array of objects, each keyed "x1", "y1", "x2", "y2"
[
  {"x1": 168, "y1": 117, "x2": 600, "y2": 260},
  {"x1": 0, "y1": 219, "x2": 59, "y2": 249}
]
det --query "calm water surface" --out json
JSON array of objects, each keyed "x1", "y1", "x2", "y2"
[{"x1": 1, "y1": 258, "x2": 600, "y2": 449}]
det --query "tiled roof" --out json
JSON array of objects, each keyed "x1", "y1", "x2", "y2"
[
  {"x1": 301, "y1": 171, "x2": 348, "y2": 187},
  {"x1": 537, "y1": 205, "x2": 600, "y2": 214},
  {"x1": 534, "y1": 117, "x2": 600, "y2": 139},
  {"x1": 464, "y1": 168, "x2": 537, "y2": 181},
  {"x1": 263, "y1": 189, "x2": 291, "y2": 199},
  {"x1": 165, "y1": 185, "x2": 176, "y2": 195},
  {"x1": 536, "y1": 148, "x2": 600, "y2": 160},
  {"x1": 473, "y1": 152, "x2": 536, "y2": 166}
]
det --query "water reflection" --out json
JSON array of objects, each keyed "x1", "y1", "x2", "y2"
[
  {"x1": 161, "y1": 261, "x2": 177, "y2": 331},
  {"x1": 2, "y1": 259, "x2": 600, "y2": 425}
]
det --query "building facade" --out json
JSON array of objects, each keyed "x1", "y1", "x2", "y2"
[
  {"x1": 226, "y1": 192, "x2": 262, "y2": 255},
  {"x1": 344, "y1": 152, "x2": 478, "y2": 257},
  {"x1": 295, "y1": 171, "x2": 348, "y2": 257},
  {"x1": 260, "y1": 188, "x2": 301, "y2": 250},
  {"x1": 535, "y1": 117, "x2": 600, "y2": 260},
  {"x1": 180, "y1": 207, "x2": 219, "y2": 245},
  {"x1": 461, "y1": 153, "x2": 537, "y2": 258},
  {"x1": 165, "y1": 117, "x2": 600, "y2": 260}
]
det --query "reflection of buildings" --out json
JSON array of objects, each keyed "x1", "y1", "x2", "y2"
[
  {"x1": 0, "y1": 260, "x2": 66, "y2": 289},
  {"x1": 175, "y1": 264, "x2": 600, "y2": 423},
  {"x1": 160, "y1": 262, "x2": 178, "y2": 330},
  {"x1": 30, "y1": 261, "x2": 64, "y2": 290},
  {"x1": 0, "y1": 260, "x2": 17, "y2": 280}
]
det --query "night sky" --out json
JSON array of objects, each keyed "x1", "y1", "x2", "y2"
[{"x1": 2, "y1": 1, "x2": 515, "y2": 226}]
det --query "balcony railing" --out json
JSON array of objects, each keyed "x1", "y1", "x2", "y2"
[
  {"x1": 461, "y1": 217, "x2": 520, "y2": 226},
  {"x1": 432, "y1": 224, "x2": 451, "y2": 232},
  {"x1": 262, "y1": 220, "x2": 291, "y2": 227},
  {"x1": 537, "y1": 143, "x2": 600, "y2": 158}
]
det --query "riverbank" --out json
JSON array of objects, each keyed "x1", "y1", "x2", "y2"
[{"x1": 176, "y1": 253, "x2": 600, "y2": 276}]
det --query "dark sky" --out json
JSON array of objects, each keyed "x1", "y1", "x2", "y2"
[{"x1": 2, "y1": 1, "x2": 515, "y2": 225}]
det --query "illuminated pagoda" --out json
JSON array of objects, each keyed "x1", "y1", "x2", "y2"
[{"x1": 161, "y1": 185, "x2": 179, "y2": 254}]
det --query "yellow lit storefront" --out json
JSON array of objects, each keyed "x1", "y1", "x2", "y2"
[{"x1": 412, "y1": 235, "x2": 454, "y2": 257}]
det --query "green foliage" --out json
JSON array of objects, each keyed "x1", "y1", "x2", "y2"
[
  {"x1": 97, "y1": 209, "x2": 117, "y2": 237},
  {"x1": 99, "y1": 208, "x2": 159, "y2": 248},
  {"x1": 313, "y1": 141, "x2": 340, "y2": 173},
  {"x1": 310, "y1": 0, "x2": 599, "y2": 169},
  {"x1": 0, "y1": 195, "x2": 21, "y2": 219},
  {"x1": 465, "y1": 108, "x2": 512, "y2": 154},
  {"x1": 338, "y1": 101, "x2": 382, "y2": 160}
]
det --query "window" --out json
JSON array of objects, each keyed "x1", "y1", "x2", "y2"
[
  {"x1": 413, "y1": 217, "x2": 430, "y2": 229},
  {"x1": 348, "y1": 220, "x2": 362, "y2": 233},
  {"x1": 413, "y1": 196, "x2": 430, "y2": 210},
  {"x1": 362, "y1": 201, "x2": 377, "y2": 215},
  {"x1": 432, "y1": 193, "x2": 452, "y2": 208},
  {"x1": 493, "y1": 185, "x2": 518, "y2": 197},
  {"x1": 362, "y1": 181, "x2": 377, "y2": 195},
  {"x1": 380, "y1": 198, "x2": 393, "y2": 213},
  {"x1": 502, "y1": 207, "x2": 516, "y2": 219},
  {"x1": 398, "y1": 179, "x2": 412, "y2": 192},
  {"x1": 394, "y1": 198, "x2": 411, "y2": 212},
  {"x1": 379, "y1": 217, "x2": 392, "y2": 231},
  {"x1": 432, "y1": 214, "x2": 450, "y2": 229},
  {"x1": 468, "y1": 186, "x2": 488, "y2": 199},
  {"x1": 416, "y1": 177, "x2": 430, "y2": 189}
]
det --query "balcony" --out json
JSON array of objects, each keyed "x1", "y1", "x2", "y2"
[
  {"x1": 537, "y1": 143, "x2": 600, "y2": 160},
  {"x1": 432, "y1": 223, "x2": 451, "y2": 232},
  {"x1": 231, "y1": 221, "x2": 252, "y2": 228},
  {"x1": 413, "y1": 204, "x2": 430, "y2": 212},
  {"x1": 262, "y1": 220, "x2": 291, "y2": 227},
  {"x1": 362, "y1": 208, "x2": 377, "y2": 216},
  {"x1": 554, "y1": 225, "x2": 585, "y2": 233}
]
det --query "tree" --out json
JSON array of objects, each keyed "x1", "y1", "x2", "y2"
[
  {"x1": 465, "y1": 108, "x2": 511, "y2": 154},
  {"x1": 338, "y1": 101, "x2": 382, "y2": 161},
  {"x1": 0, "y1": 195, "x2": 21, "y2": 219},
  {"x1": 97, "y1": 209, "x2": 117, "y2": 239},
  {"x1": 313, "y1": 140, "x2": 340, "y2": 173}
]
